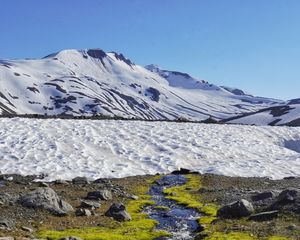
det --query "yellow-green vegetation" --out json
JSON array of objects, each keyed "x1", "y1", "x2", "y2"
[
  {"x1": 153, "y1": 205, "x2": 170, "y2": 211},
  {"x1": 204, "y1": 232, "x2": 291, "y2": 240},
  {"x1": 163, "y1": 174, "x2": 218, "y2": 218},
  {"x1": 39, "y1": 177, "x2": 170, "y2": 240}
]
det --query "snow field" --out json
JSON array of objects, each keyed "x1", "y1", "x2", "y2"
[{"x1": 0, "y1": 118, "x2": 300, "y2": 180}]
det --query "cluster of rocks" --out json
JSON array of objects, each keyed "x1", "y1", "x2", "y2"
[
  {"x1": 0, "y1": 175, "x2": 136, "y2": 238},
  {"x1": 217, "y1": 188, "x2": 300, "y2": 222}
]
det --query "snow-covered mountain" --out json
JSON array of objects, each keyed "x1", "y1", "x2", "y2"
[
  {"x1": 0, "y1": 48, "x2": 286, "y2": 122},
  {"x1": 225, "y1": 99, "x2": 300, "y2": 126}
]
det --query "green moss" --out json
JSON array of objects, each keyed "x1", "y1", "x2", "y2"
[
  {"x1": 198, "y1": 216, "x2": 217, "y2": 225},
  {"x1": 204, "y1": 232, "x2": 291, "y2": 240},
  {"x1": 153, "y1": 205, "x2": 170, "y2": 211},
  {"x1": 38, "y1": 176, "x2": 170, "y2": 240},
  {"x1": 163, "y1": 174, "x2": 218, "y2": 217}
]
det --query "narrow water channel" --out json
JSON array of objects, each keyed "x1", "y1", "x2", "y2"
[{"x1": 144, "y1": 175, "x2": 202, "y2": 240}]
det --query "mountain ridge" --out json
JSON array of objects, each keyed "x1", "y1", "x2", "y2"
[{"x1": 0, "y1": 48, "x2": 297, "y2": 125}]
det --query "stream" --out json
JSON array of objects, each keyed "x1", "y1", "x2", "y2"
[{"x1": 144, "y1": 175, "x2": 202, "y2": 240}]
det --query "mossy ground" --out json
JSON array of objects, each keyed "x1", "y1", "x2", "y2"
[{"x1": 38, "y1": 176, "x2": 170, "y2": 240}]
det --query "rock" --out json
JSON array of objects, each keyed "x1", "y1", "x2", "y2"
[
  {"x1": 86, "y1": 190, "x2": 112, "y2": 201},
  {"x1": 0, "y1": 218, "x2": 14, "y2": 230},
  {"x1": 5, "y1": 176, "x2": 13, "y2": 182},
  {"x1": 248, "y1": 210, "x2": 279, "y2": 221},
  {"x1": 269, "y1": 188, "x2": 298, "y2": 210},
  {"x1": 21, "y1": 226, "x2": 33, "y2": 233},
  {"x1": 0, "y1": 238, "x2": 14, "y2": 240},
  {"x1": 75, "y1": 208, "x2": 92, "y2": 217},
  {"x1": 72, "y1": 177, "x2": 89, "y2": 185},
  {"x1": 283, "y1": 176, "x2": 296, "y2": 180},
  {"x1": 80, "y1": 200, "x2": 101, "y2": 209},
  {"x1": 105, "y1": 203, "x2": 131, "y2": 221},
  {"x1": 171, "y1": 168, "x2": 198, "y2": 175},
  {"x1": 59, "y1": 237, "x2": 83, "y2": 240},
  {"x1": 217, "y1": 199, "x2": 254, "y2": 219},
  {"x1": 19, "y1": 187, "x2": 74, "y2": 216},
  {"x1": 251, "y1": 191, "x2": 274, "y2": 202},
  {"x1": 277, "y1": 189, "x2": 298, "y2": 204}
]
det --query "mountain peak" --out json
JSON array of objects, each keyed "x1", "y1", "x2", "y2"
[{"x1": 109, "y1": 52, "x2": 134, "y2": 66}]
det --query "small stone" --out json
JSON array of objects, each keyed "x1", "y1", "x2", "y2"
[
  {"x1": 75, "y1": 208, "x2": 92, "y2": 217},
  {"x1": 217, "y1": 199, "x2": 254, "y2": 219},
  {"x1": 72, "y1": 177, "x2": 89, "y2": 185},
  {"x1": 86, "y1": 190, "x2": 112, "y2": 201},
  {"x1": 248, "y1": 211, "x2": 279, "y2": 221},
  {"x1": 6, "y1": 177, "x2": 13, "y2": 182},
  {"x1": 21, "y1": 226, "x2": 33, "y2": 233},
  {"x1": 80, "y1": 200, "x2": 101, "y2": 209}
]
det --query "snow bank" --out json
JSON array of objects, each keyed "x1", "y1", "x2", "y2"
[{"x1": 0, "y1": 118, "x2": 300, "y2": 180}]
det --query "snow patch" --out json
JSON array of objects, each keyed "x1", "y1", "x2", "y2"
[{"x1": 0, "y1": 118, "x2": 300, "y2": 181}]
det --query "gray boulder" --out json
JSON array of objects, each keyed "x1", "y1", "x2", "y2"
[
  {"x1": 217, "y1": 199, "x2": 254, "y2": 219},
  {"x1": 105, "y1": 203, "x2": 131, "y2": 221},
  {"x1": 86, "y1": 190, "x2": 112, "y2": 201},
  {"x1": 19, "y1": 187, "x2": 74, "y2": 216}
]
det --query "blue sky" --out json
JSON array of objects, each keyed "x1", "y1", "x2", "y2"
[{"x1": 1, "y1": 0, "x2": 299, "y2": 100}]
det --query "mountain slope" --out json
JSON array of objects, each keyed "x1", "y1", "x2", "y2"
[
  {"x1": 0, "y1": 48, "x2": 283, "y2": 121},
  {"x1": 225, "y1": 99, "x2": 300, "y2": 126}
]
